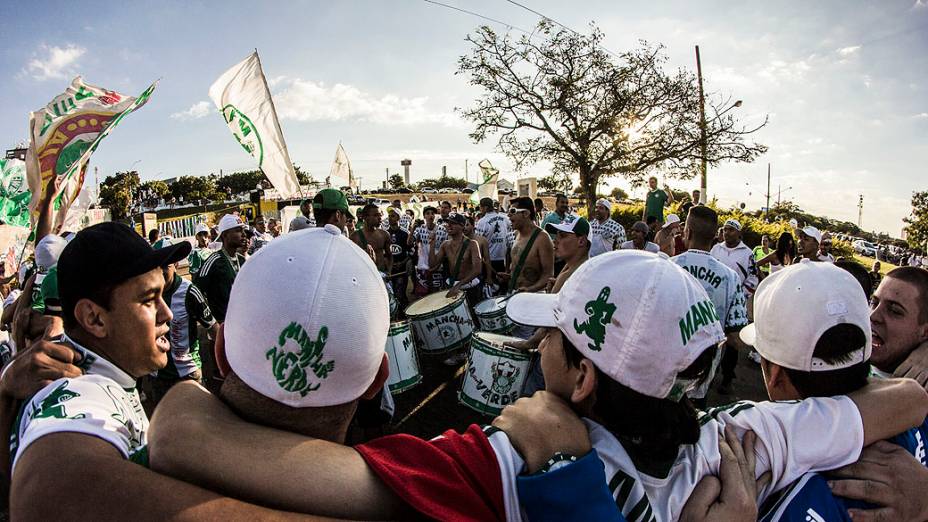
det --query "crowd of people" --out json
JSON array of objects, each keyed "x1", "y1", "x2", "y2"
[{"x1": 0, "y1": 181, "x2": 927, "y2": 521}]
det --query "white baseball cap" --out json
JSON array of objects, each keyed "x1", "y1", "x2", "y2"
[
  {"x1": 35, "y1": 234, "x2": 67, "y2": 273},
  {"x1": 595, "y1": 198, "x2": 612, "y2": 210},
  {"x1": 506, "y1": 250, "x2": 725, "y2": 399},
  {"x1": 723, "y1": 218, "x2": 741, "y2": 231},
  {"x1": 195, "y1": 223, "x2": 210, "y2": 235},
  {"x1": 218, "y1": 214, "x2": 244, "y2": 235},
  {"x1": 662, "y1": 214, "x2": 681, "y2": 229},
  {"x1": 739, "y1": 262, "x2": 870, "y2": 372},
  {"x1": 800, "y1": 226, "x2": 822, "y2": 244},
  {"x1": 789, "y1": 218, "x2": 799, "y2": 228},
  {"x1": 224, "y1": 224, "x2": 390, "y2": 407}
]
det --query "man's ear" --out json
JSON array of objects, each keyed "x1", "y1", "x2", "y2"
[
  {"x1": 571, "y1": 358, "x2": 598, "y2": 405},
  {"x1": 73, "y1": 298, "x2": 108, "y2": 339},
  {"x1": 214, "y1": 323, "x2": 231, "y2": 377},
  {"x1": 361, "y1": 354, "x2": 390, "y2": 400}
]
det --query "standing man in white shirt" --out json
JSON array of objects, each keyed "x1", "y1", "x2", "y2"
[
  {"x1": 589, "y1": 199, "x2": 625, "y2": 258},
  {"x1": 710, "y1": 218, "x2": 760, "y2": 394},
  {"x1": 475, "y1": 196, "x2": 512, "y2": 293}
]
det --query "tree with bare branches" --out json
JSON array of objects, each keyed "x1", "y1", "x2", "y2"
[{"x1": 457, "y1": 20, "x2": 767, "y2": 215}]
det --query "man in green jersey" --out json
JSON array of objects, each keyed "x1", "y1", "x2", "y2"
[{"x1": 643, "y1": 176, "x2": 674, "y2": 224}]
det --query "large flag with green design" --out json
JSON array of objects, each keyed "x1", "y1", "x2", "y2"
[
  {"x1": 209, "y1": 52, "x2": 301, "y2": 198},
  {"x1": 26, "y1": 77, "x2": 157, "y2": 236},
  {"x1": 469, "y1": 158, "x2": 500, "y2": 205},
  {"x1": 0, "y1": 158, "x2": 31, "y2": 227}
]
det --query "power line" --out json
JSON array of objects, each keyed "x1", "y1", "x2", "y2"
[
  {"x1": 422, "y1": 0, "x2": 535, "y2": 35},
  {"x1": 502, "y1": 0, "x2": 620, "y2": 58}
]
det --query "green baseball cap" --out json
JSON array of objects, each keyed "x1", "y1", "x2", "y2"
[
  {"x1": 545, "y1": 216, "x2": 590, "y2": 237},
  {"x1": 31, "y1": 265, "x2": 60, "y2": 316},
  {"x1": 313, "y1": 189, "x2": 349, "y2": 212}
]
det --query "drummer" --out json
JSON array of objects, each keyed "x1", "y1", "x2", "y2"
[
  {"x1": 427, "y1": 213, "x2": 482, "y2": 306},
  {"x1": 410, "y1": 206, "x2": 447, "y2": 298},
  {"x1": 496, "y1": 197, "x2": 554, "y2": 321},
  {"x1": 350, "y1": 204, "x2": 393, "y2": 275},
  {"x1": 464, "y1": 216, "x2": 494, "y2": 298}
]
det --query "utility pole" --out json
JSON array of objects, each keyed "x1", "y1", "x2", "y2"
[
  {"x1": 858, "y1": 194, "x2": 864, "y2": 228},
  {"x1": 695, "y1": 45, "x2": 708, "y2": 205},
  {"x1": 765, "y1": 163, "x2": 771, "y2": 219},
  {"x1": 465, "y1": 159, "x2": 469, "y2": 183},
  {"x1": 385, "y1": 167, "x2": 389, "y2": 188}
]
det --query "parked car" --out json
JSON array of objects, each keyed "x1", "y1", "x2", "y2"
[
  {"x1": 439, "y1": 187, "x2": 458, "y2": 194},
  {"x1": 420, "y1": 187, "x2": 437, "y2": 194},
  {"x1": 396, "y1": 187, "x2": 412, "y2": 194},
  {"x1": 347, "y1": 194, "x2": 366, "y2": 205},
  {"x1": 368, "y1": 198, "x2": 391, "y2": 206},
  {"x1": 853, "y1": 240, "x2": 877, "y2": 257},
  {"x1": 461, "y1": 188, "x2": 475, "y2": 194}
]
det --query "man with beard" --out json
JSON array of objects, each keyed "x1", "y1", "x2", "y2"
[
  {"x1": 350, "y1": 204, "x2": 392, "y2": 275},
  {"x1": 589, "y1": 199, "x2": 625, "y2": 258}
]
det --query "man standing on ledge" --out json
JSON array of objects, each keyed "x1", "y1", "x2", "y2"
[{"x1": 643, "y1": 176, "x2": 674, "y2": 224}]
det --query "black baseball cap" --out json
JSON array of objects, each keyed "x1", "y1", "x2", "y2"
[
  {"x1": 59, "y1": 222, "x2": 191, "y2": 319},
  {"x1": 446, "y1": 213, "x2": 466, "y2": 226}
]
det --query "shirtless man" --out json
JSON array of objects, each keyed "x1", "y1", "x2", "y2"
[
  {"x1": 350, "y1": 204, "x2": 392, "y2": 275},
  {"x1": 465, "y1": 216, "x2": 493, "y2": 292},
  {"x1": 497, "y1": 197, "x2": 554, "y2": 296}
]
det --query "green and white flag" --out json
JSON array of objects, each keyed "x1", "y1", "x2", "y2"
[
  {"x1": 209, "y1": 52, "x2": 301, "y2": 198},
  {"x1": 470, "y1": 159, "x2": 499, "y2": 205},
  {"x1": 0, "y1": 158, "x2": 31, "y2": 227},
  {"x1": 27, "y1": 77, "x2": 157, "y2": 235},
  {"x1": 327, "y1": 143, "x2": 352, "y2": 189}
]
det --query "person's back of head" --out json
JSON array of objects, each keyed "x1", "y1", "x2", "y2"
[
  {"x1": 683, "y1": 205, "x2": 718, "y2": 249},
  {"x1": 148, "y1": 228, "x2": 159, "y2": 243},
  {"x1": 218, "y1": 225, "x2": 390, "y2": 442},
  {"x1": 479, "y1": 197, "x2": 494, "y2": 213},
  {"x1": 775, "y1": 232, "x2": 795, "y2": 264},
  {"x1": 742, "y1": 262, "x2": 872, "y2": 401}
]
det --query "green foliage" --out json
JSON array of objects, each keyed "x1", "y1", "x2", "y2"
[
  {"x1": 416, "y1": 174, "x2": 468, "y2": 190},
  {"x1": 388, "y1": 174, "x2": 405, "y2": 189},
  {"x1": 904, "y1": 190, "x2": 928, "y2": 251},
  {"x1": 538, "y1": 173, "x2": 572, "y2": 194},
  {"x1": 169, "y1": 175, "x2": 220, "y2": 204},
  {"x1": 610, "y1": 187, "x2": 629, "y2": 201},
  {"x1": 99, "y1": 171, "x2": 140, "y2": 219},
  {"x1": 217, "y1": 170, "x2": 265, "y2": 195}
]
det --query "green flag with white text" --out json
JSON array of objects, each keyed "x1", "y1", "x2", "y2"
[{"x1": 0, "y1": 158, "x2": 31, "y2": 227}]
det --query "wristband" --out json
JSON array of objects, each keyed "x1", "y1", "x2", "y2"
[{"x1": 539, "y1": 452, "x2": 578, "y2": 473}]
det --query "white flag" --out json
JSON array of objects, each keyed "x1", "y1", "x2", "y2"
[
  {"x1": 328, "y1": 143, "x2": 352, "y2": 189},
  {"x1": 470, "y1": 159, "x2": 499, "y2": 205},
  {"x1": 209, "y1": 52, "x2": 300, "y2": 198}
]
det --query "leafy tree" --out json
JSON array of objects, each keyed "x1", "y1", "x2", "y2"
[
  {"x1": 457, "y1": 20, "x2": 767, "y2": 215},
  {"x1": 169, "y1": 175, "x2": 220, "y2": 204},
  {"x1": 388, "y1": 174, "x2": 406, "y2": 189},
  {"x1": 904, "y1": 190, "x2": 928, "y2": 250},
  {"x1": 99, "y1": 171, "x2": 140, "y2": 219},
  {"x1": 417, "y1": 174, "x2": 468, "y2": 190},
  {"x1": 538, "y1": 173, "x2": 572, "y2": 194},
  {"x1": 136, "y1": 180, "x2": 170, "y2": 208},
  {"x1": 610, "y1": 187, "x2": 629, "y2": 200},
  {"x1": 217, "y1": 170, "x2": 266, "y2": 195}
]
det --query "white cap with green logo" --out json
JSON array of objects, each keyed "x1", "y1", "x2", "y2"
[
  {"x1": 506, "y1": 250, "x2": 725, "y2": 400},
  {"x1": 224, "y1": 224, "x2": 390, "y2": 407}
]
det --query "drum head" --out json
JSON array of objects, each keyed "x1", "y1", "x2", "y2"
[
  {"x1": 405, "y1": 290, "x2": 462, "y2": 317},
  {"x1": 473, "y1": 331, "x2": 525, "y2": 352},
  {"x1": 474, "y1": 296, "x2": 507, "y2": 315}
]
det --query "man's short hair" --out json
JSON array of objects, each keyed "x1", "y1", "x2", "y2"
[
  {"x1": 361, "y1": 203, "x2": 379, "y2": 218},
  {"x1": 148, "y1": 229, "x2": 159, "y2": 243},
  {"x1": 479, "y1": 197, "x2": 494, "y2": 210},
  {"x1": 440, "y1": 200, "x2": 452, "y2": 208},
  {"x1": 555, "y1": 193, "x2": 568, "y2": 204},
  {"x1": 649, "y1": 176, "x2": 658, "y2": 183},
  {"x1": 686, "y1": 205, "x2": 719, "y2": 243},
  {"x1": 885, "y1": 267, "x2": 928, "y2": 323},
  {"x1": 783, "y1": 323, "x2": 871, "y2": 398},
  {"x1": 533, "y1": 198, "x2": 544, "y2": 208},
  {"x1": 512, "y1": 197, "x2": 536, "y2": 220},
  {"x1": 314, "y1": 207, "x2": 341, "y2": 226}
]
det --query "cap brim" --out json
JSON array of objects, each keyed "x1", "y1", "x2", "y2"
[
  {"x1": 545, "y1": 222, "x2": 574, "y2": 235},
  {"x1": 125, "y1": 242, "x2": 192, "y2": 280},
  {"x1": 739, "y1": 323, "x2": 756, "y2": 347},
  {"x1": 506, "y1": 292, "x2": 558, "y2": 327}
]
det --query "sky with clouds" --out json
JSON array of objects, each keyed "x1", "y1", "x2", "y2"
[{"x1": 1, "y1": 0, "x2": 926, "y2": 235}]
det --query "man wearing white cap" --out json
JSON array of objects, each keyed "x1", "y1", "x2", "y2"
[
  {"x1": 289, "y1": 199, "x2": 316, "y2": 232},
  {"x1": 194, "y1": 215, "x2": 246, "y2": 324},
  {"x1": 796, "y1": 225, "x2": 824, "y2": 262},
  {"x1": 10, "y1": 235, "x2": 68, "y2": 351},
  {"x1": 589, "y1": 199, "x2": 625, "y2": 258},
  {"x1": 247, "y1": 217, "x2": 273, "y2": 255},
  {"x1": 148, "y1": 251, "x2": 926, "y2": 522},
  {"x1": 654, "y1": 213, "x2": 682, "y2": 256},
  {"x1": 672, "y1": 206, "x2": 748, "y2": 408},
  {"x1": 186, "y1": 223, "x2": 214, "y2": 278},
  {"x1": 740, "y1": 262, "x2": 928, "y2": 521}
]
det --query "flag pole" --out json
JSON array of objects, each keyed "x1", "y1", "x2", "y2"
[{"x1": 254, "y1": 48, "x2": 303, "y2": 198}]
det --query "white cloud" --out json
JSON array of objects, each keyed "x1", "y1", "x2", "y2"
[
  {"x1": 914, "y1": 112, "x2": 928, "y2": 119},
  {"x1": 24, "y1": 44, "x2": 85, "y2": 81},
  {"x1": 837, "y1": 45, "x2": 861, "y2": 56},
  {"x1": 914, "y1": 0, "x2": 927, "y2": 8},
  {"x1": 273, "y1": 78, "x2": 463, "y2": 126},
  {"x1": 170, "y1": 101, "x2": 212, "y2": 121}
]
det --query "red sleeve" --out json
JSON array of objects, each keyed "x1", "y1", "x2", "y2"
[{"x1": 354, "y1": 424, "x2": 506, "y2": 522}]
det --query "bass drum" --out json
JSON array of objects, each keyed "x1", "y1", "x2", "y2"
[
  {"x1": 459, "y1": 332, "x2": 531, "y2": 416},
  {"x1": 405, "y1": 290, "x2": 475, "y2": 354}
]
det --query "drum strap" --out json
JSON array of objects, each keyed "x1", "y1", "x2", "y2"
[
  {"x1": 451, "y1": 238, "x2": 470, "y2": 280},
  {"x1": 509, "y1": 228, "x2": 540, "y2": 293}
]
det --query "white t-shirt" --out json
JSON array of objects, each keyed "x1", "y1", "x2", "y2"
[
  {"x1": 413, "y1": 223, "x2": 449, "y2": 270},
  {"x1": 475, "y1": 212, "x2": 513, "y2": 262},
  {"x1": 671, "y1": 249, "x2": 749, "y2": 398},
  {"x1": 710, "y1": 241, "x2": 760, "y2": 294},
  {"x1": 818, "y1": 253, "x2": 835, "y2": 263},
  {"x1": 11, "y1": 335, "x2": 148, "y2": 471},
  {"x1": 590, "y1": 218, "x2": 626, "y2": 258},
  {"x1": 620, "y1": 240, "x2": 660, "y2": 253},
  {"x1": 488, "y1": 397, "x2": 863, "y2": 522}
]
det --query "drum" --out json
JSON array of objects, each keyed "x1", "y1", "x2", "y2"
[
  {"x1": 384, "y1": 321, "x2": 421, "y2": 394},
  {"x1": 459, "y1": 332, "x2": 532, "y2": 416},
  {"x1": 473, "y1": 296, "x2": 514, "y2": 334},
  {"x1": 405, "y1": 290, "x2": 475, "y2": 354}
]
